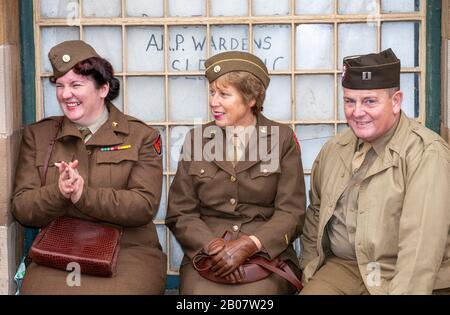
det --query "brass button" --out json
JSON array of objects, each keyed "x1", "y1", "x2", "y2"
[
  {"x1": 62, "y1": 54, "x2": 71, "y2": 63},
  {"x1": 112, "y1": 121, "x2": 118, "y2": 127},
  {"x1": 230, "y1": 175, "x2": 236, "y2": 182},
  {"x1": 200, "y1": 169, "x2": 205, "y2": 174},
  {"x1": 232, "y1": 225, "x2": 239, "y2": 232},
  {"x1": 229, "y1": 198, "x2": 236, "y2": 205},
  {"x1": 214, "y1": 65, "x2": 221, "y2": 73},
  {"x1": 348, "y1": 227, "x2": 356, "y2": 234},
  {"x1": 262, "y1": 169, "x2": 268, "y2": 174},
  {"x1": 87, "y1": 150, "x2": 92, "y2": 155}
]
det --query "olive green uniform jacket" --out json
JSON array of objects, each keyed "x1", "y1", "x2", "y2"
[
  {"x1": 166, "y1": 114, "x2": 306, "y2": 294},
  {"x1": 12, "y1": 103, "x2": 166, "y2": 294},
  {"x1": 300, "y1": 112, "x2": 450, "y2": 295}
]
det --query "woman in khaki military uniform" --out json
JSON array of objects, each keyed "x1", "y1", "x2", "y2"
[
  {"x1": 12, "y1": 40, "x2": 166, "y2": 294},
  {"x1": 166, "y1": 51, "x2": 306, "y2": 294}
]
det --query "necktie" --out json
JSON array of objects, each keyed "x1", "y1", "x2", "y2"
[
  {"x1": 79, "y1": 128, "x2": 92, "y2": 142},
  {"x1": 351, "y1": 142, "x2": 371, "y2": 174},
  {"x1": 232, "y1": 135, "x2": 243, "y2": 167}
]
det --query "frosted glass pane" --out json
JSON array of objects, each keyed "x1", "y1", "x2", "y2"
[
  {"x1": 169, "y1": 0, "x2": 205, "y2": 17},
  {"x1": 296, "y1": 75, "x2": 334, "y2": 120},
  {"x1": 127, "y1": 27, "x2": 164, "y2": 72},
  {"x1": 210, "y1": 25, "x2": 249, "y2": 55},
  {"x1": 382, "y1": 22, "x2": 419, "y2": 67},
  {"x1": 40, "y1": 0, "x2": 78, "y2": 18},
  {"x1": 295, "y1": 124, "x2": 334, "y2": 170},
  {"x1": 155, "y1": 176, "x2": 167, "y2": 220},
  {"x1": 253, "y1": 25, "x2": 290, "y2": 71},
  {"x1": 170, "y1": 233, "x2": 184, "y2": 271},
  {"x1": 127, "y1": 77, "x2": 165, "y2": 121},
  {"x1": 338, "y1": 23, "x2": 376, "y2": 69},
  {"x1": 156, "y1": 225, "x2": 167, "y2": 253},
  {"x1": 382, "y1": 0, "x2": 419, "y2": 13},
  {"x1": 338, "y1": 75, "x2": 346, "y2": 120},
  {"x1": 170, "y1": 125, "x2": 193, "y2": 171},
  {"x1": 169, "y1": 26, "x2": 206, "y2": 72},
  {"x1": 43, "y1": 79, "x2": 63, "y2": 117},
  {"x1": 211, "y1": 0, "x2": 248, "y2": 16},
  {"x1": 296, "y1": 24, "x2": 333, "y2": 69},
  {"x1": 169, "y1": 77, "x2": 207, "y2": 121},
  {"x1": 264, "y1": 76, "x2": 291, "y2": 121},
  {"x1": 339, "y1": 0, "x2": 377, "y2": 14},
  {"x1": 41, "y1": 27, "x2": 79, "y2": 73},
  {"x1": 113, "y1": 77, "x2": 124, "y2": 112},
  {"x1": 304, "y1": 175, "x2": 311, "y2": 206},
  {"x1": 400, "y1": 73, "x2": 419, "y2": 118},
  {"x1": 126, "y1": 0, "x2": 163, "y2": 17},
  {"x1": 83, "y1": 0, "x2": 120, "y2": 17},
  {"x1": 253, "y1": 0, "x2": 290, "y2": 16},
  {"x1": 84, "y1": 27, "x2": 122, "y2": 72},
  {"x1": 295, "y1": 0, "x2": 333, "y2": 14}
]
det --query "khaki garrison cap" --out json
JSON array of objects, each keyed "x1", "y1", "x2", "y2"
[
  {"x1": 342, "y1": 48, "x2": 400, "y2": 90},
  {"x1": 48, "y1": 40, "x2": 100, "y2": 78},
  {"x1": 205, "y1": 51, "x2": 270, "y2": 88}
]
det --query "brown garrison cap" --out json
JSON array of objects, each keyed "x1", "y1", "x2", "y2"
[
  {"x1": 342, "y1": 48, "x2": 400, "y2": 90},
  {"x1": 205, "y1": 51, "x2": 270, "y2": 88},
  {"x1": 48, "y1": 40, "x2": 100, "y2": 78}
]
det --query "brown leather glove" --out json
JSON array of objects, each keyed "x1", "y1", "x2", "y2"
[
  {"x1": 203, "y1": 237, "x2": 226, "y2": 255},
  {"x1": 210, "y1": 235, "x2": 259, "y2": 278}
]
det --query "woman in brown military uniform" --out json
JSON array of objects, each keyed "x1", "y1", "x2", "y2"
[
  {"x1": 12, "y1": 40, "x2": 166, "y2": 294},
  {"x1": 166, "y1": 51, "x2": 306, "y2": 294}
]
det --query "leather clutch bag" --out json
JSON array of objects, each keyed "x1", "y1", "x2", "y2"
[{"x1": 29, "y1": 216, "x2": 122, "y2": 277}]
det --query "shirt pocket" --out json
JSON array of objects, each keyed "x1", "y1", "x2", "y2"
[
  {"x1": 95, "y1": 149, "x2": 138, "y2": 188},
  {"x1": 248, "y1": 165, "x2": 281, "y2": 203}
]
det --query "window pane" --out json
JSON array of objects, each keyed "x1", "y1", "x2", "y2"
[
  {"x1": 253, "y1": 0, "x2": 290, "y2": 16},
  {"x1": 127, "y1": 76, "x2": 165, "y2": 121},
  {"x1": 84, "y1": 26, "x2": 123, "y2": 72},
  {"x1": 169, "y1": 0, "x2": 205, "y2": 17},
  {"x1": 382, "y1": 22, "x2": 419, "y2": 67},
  {"x1": 304, "y1": 175, "x2": 311, "y2": 206},
  {"x1": 337, "y1": 75, "x2": 346, "y2": 120},
  {"x1": 264, "y1": 76, "x2": 291, "y2": 121},
  {"x1": 210, "y1": 25, "x2": 249, "y2": 55},
  {"x1": 296, "y1": 75, "x2": 334, "y2": 120},
  {"x1": 338, "y1": 23, "x2": 376, "y2": 69},
  {"x1": 126, "y1": 0, "x2": 164, "y2": 17},
  {"x1": 170, "y1": 125, "x2": 193, "y2": 172},
  {"x1": 381, "y1": 0, "x2": 419, "y2": 13},
  {"x1": 169, "y1": 77, "x2": 207, "y2": 121},
  {"x1": 338, "y1": 0, "x2": 377, "y2": 14},
  {"x1": 337, "y1": 124, "x2": 349, "y2": 134},
  {"x1": 169, "y1": 26, "x2": 206, "y2": 72},
  {"x1": 296, "y1": 24, "x2": 333, "y2": 69},
  {"x1": 211, "y1": 0, "x2": 248, "y2": 16},
  {"x1": 401, "y1": 73, "x2": 419, "y2": 118},
  {"x1": 253, "y1": 25, "x2": 291, "y2": 71},
  {"x1": 42, "y1": 79, "x2": 62, "y2": 117},
  {"x1": 83, "y1": 0, "x2": 121, "y2": 17},
  {"x1": 40, "y1": 0, "x2": 78, "y2": 18},
  {"x1": 295, "y1": 0, "x2": 333, "y2": 14},
  {"x1": 127, "y1": 26, "x2": 164, "y2": 72},
  {"x1": 170, "y1": 232, "x2": 184, "y2": 271},
  {"x1": 155, "y1": 176, "x2": 167, "y2": 220},
  {"x1": 295, "y1": 124, "x2": 334, "y2": 170},
  {"x1": 156, "y1": 225, "x2": 167, "y2": 253},
  {"x1": 41, "y1": 27, "x2": 79, "y2": 73}
]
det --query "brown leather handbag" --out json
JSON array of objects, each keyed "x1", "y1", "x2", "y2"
[
  {"x1": 192, "y1": 231, "x2": 303, "y2": 292},
  {"x1": 28, "y1": 117, "x2": 122, "y2": 277}
]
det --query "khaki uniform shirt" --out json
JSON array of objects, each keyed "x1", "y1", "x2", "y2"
[{"x1": 300, "y1": 112, "x2": 450, "y2": 294}]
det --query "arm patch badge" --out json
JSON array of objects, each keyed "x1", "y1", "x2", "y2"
[
  {"x1": 293, "y1": 133, "x2": 301, "y2": 154},
  {"x1": 153, "y1": 134, "x2": 162, "y2": 156}
]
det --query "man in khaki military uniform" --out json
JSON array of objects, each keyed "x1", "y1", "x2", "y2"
[
  {"x1": 12, "y1": 40, "x2": 166, "y2": 294},
  {"x1": 166, "y1": 51, "x2": 306, "y2": 294},
  {"x1": 300, "y1": 48, "x2": 450, "y2": 295}
]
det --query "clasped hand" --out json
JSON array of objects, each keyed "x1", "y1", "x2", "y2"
[
  {"x1": 204, "y1": 235, "x2": 258, "y2": 284},
  {"x1": 55, "y1": 160, "x2": 84, "y2": 203}
]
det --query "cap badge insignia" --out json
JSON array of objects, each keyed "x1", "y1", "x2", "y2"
[
  {"x1": 362, "y1": 71, "x2": 372, "y2": 80},
  {"x1": 62, "y1": 54, "x2": 71, "y2": 63},
  {"x1": 213, "y1": 65, "x2": 221, "y2": 73}
]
